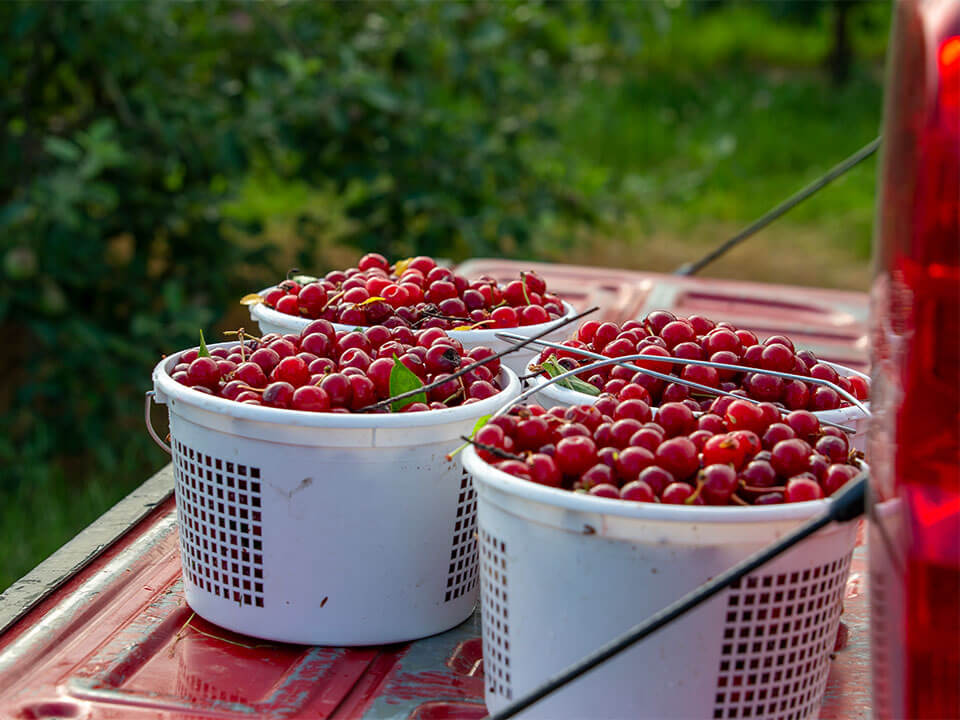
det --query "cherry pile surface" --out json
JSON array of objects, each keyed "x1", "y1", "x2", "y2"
[
  {"x1": 475, "y1": 398, "x2": 862, "y2": 505},
  {"x1": 259, "y1": 254, "x2": 566, "y2": 330},
  {"x1": 169, "y1": 321, "x2": 504, "y2": 413},
  {"x1": 536, "y1": 313, "x2": 870, "y2": 412}
]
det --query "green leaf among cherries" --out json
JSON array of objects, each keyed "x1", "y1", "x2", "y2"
[
  {"x1": 389, "y1": 355, "x2": 427, "y2": 412},
  {"x1": 541, "y1": 357, "x2": 600, "y2": 396}
]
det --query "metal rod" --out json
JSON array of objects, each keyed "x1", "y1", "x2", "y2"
[
  {"x1": 497, "y1": 332, "x2": 870, "y2": 417},
  {"x1": 495, "y1": 337, "x2": 857, "y2": 433},
  {"x1": 674, "y1": 137, "x2": 882, "y2": 276}
]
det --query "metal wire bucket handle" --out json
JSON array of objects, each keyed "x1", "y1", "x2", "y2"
[{"x1": 145, "y1": 391, "x2": 172, "y2": 454}]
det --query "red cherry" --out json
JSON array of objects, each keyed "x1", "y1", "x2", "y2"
[
  {"x1": 291, "y1": 385, "x2": 331, "y2": 412},
  {"x1": 655, "y1": 436, "x2": 699, "y2": 481}
]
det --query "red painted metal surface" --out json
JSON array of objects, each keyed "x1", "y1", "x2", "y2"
[{"x1": 0, "y1": 264, "x2": 872, "y2": 719}]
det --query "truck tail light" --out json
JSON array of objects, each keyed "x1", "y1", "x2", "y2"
[{"x1": 870, "y1": 2, "x2": 960, "y2": 719}]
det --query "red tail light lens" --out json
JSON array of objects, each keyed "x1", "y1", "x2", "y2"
[{"x1": 871, "y1": 3, "x2": 960, "y2": 719}]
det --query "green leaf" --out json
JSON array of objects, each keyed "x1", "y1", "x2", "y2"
[
  {"x1": 292, "y1": 274, "x2": 318, "y2": 285},
  {"x1": 198, "y1": 329, "x2": 210, "y2": 358},
  {"x1": 446, "y1": 414, "x2": 493, "y2": 461},
  {"x1": 389, "y1": 355, "x2": 426, "y2": 411},
  {"x1": 541, "y1": 357, "x2": 600, "y2": 396},
  {"x1": 43, "y1": 136, "x2": 82, "y2": 162},
  {"x1": 472, "y1": 414, "x2": 491, "y2": 435}
]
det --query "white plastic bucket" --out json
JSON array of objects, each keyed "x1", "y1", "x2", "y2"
[
  {"x1": 150, "y1": 343, "x2": 520, "y2": 646},
  {"x1": 526, "y1": 359, "x2": 870, "y2": 452},
  {"x1": 249, "y1": 290, "x2": 576, "y2": 375},
  {"x1": 464, "y1": 446, "x2": 859, "y2": 719}
]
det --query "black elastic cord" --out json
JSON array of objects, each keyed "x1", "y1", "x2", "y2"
[
  {"x1": 674, "y1": 137, "x2": 881, "y2": 276},
  {"x1": 485, "y1": 473, "x2": 868, "y2": 720}
]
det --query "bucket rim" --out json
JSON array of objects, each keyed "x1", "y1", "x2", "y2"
[
  {"x1": 153, "y1": 341, "x2": 520, "y2": 429},
  {"x1": 465, "y1": 444, "x2": 865, "y2": 524},
  {"x1": 250, "y1": 287, "x2": 576, "y2": 341}
]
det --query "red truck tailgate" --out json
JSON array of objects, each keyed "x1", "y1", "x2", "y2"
[{"x1": 0, "y1": 262, "x2": 872, "y2": 719}]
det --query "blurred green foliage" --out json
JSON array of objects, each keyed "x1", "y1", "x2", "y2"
[{"x1": 0, "y1": 0, "x2": 887, "y2": 590}]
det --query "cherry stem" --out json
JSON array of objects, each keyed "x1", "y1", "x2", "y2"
[
  {"x1": 357, "y1": 305, "x2": 600, "y2": 412},
  {"x1": 685, "y1": 479, "x2": 705, "y2": 505},
  {"x1": 320, "y1": 290, "x2": 345, "y2": 313},
  {"x1": 286, "y1": 268, "x2": 301, "y2": 281},
  {"x1": 740, "y1": 483, "x2": 786, "y2": 493},
  {"x1": 730, "y1": 493, "x2": 751, "y2": 506},
  {"x1": 459, "y1": 435, "x2": 525, "y2": 462},
  {"x1": 520, "y1": 271, "x2": 532, "y2": 305},
  {"x1": 420, "y1": 308, "x2": 474, "y2": 324}
]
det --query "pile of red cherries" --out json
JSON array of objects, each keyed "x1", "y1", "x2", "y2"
[
  {"x1": 169, "y1": 321, "x2": 503, "y2": 413},
  {"x1": 260, "y1": 254, "x2": 566, "y2": 330},
  {"x1": 475, "y1": 395, "x2": 861, "y2": 505},
  {"x1": 536, "y1": 313, "x2": 869, "y2": 412}
]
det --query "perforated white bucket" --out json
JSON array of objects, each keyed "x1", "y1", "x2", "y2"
[
  {"x1": 464, "y1": 446, "x2": 859, "y2": 720},
  {"x1": 249, "y1": 291, "x2": 576, "y2": 375},
  {"x1": 150, "y1": 344, "x2": 520, "y2": 646},
  {"x1": 527, "y1": 359, "x2": 870, "y2": 452}
]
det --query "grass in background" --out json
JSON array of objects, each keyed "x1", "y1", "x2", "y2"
[{"x1": 532, "y1": 2, "x2": 888, "y2": 289}]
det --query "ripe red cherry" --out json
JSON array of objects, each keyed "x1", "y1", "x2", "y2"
[
  {"x1": 822, "y1": 463, "x2": 859, "y2": 495},
  {"x1": 358, "y1": 252, "x2": 389, "y2": 272},
  {"x1": 616, "y1": 446, "x2": 656, "y2": 482},
  {"x1": 785, "y1": 476, "x2": 824, "y2": 503},
  {"x1": 588, "y1": 483, "x2": 620, "y2": 499},
  {"x1": 629, "y1": 427, "x2": 664, "y2": 453},
  {"x1": 520, "y1": 305, "x2": 550, "y2": 325},
  {"x1": 661, "y1": 482, "x2": 698, "y2": 505},
  {"x1": 815, "y1": 435, "x2": 849, "y2": 464},
  {"x1": 702, "y1": 329, "x2": 741, "y2": 356},
  {"x1": 762, "y1": 423, "x2": 797, "y2": 449},
  {"x1": 702, "y1": 433, "x2": 747, "y2": 469},
  {"x1": 656, "y1": 402, "x2": 697, "y2": 437},
  {"x1": 699, "y1": 464, "x2": 738, "y2": 505},
  {"x1": 491, "y1": 306, "x2": 519, "y2": 328},
  {"x1": 581, "y1": 464, "x2": 615, "y2": 490},
  {"x1": 555, "y1": 436, "x2": 598, "y2": 476},
  {"x1": 637, "y1": 466, "x2": 673, "y2": 495},
  {"x1": 621, "y1": 479, "x2": 655, "y2": 502},
  {"x1": 660, "y1": 320, "x2": 696, "y2": 348},
  {"x1": 655, "y1": 436, "x2": 699, "y2": 480},
  {"x1": 760, "y1": 343, "x2": 795, "y2": 372},
  {"x1": 810, "y1": 387, "x2": 841, "y2": 411},
  {"x1": 263, "y1": 381, "x2": 295, "y2": 408},
  {"x1": 292, "y1": 386, "x2": 331, "y2": 412},
  {"x1": 724, "y1": 400, "x2": 765, "y2": 434},
  {"x1": 319, "y1": 372, "x2": 353, "y2": 407},
  {"x1": 528, "y1": 454, "x2": 561, "y2": 487},
  {"x1": 770, "y1": 438, "x2": 813, "y2": 479},
  {"x1": 187, "y1": 357, "x2": 221, "y2": 389},
  {"x1": 785, "y1": 410, "x2": 820, "y2": 439},
  {"x1": 272, "y1": 356, "x2": 311, "y2": 387},
  {"x1": 740, "y1": 459, "x2": 777, "y2": 489},
  {"x1": 644, "y1": 311, "x2": 676, "y2": 335},
  {"x1": 276, "y1": 294, "x2": 300, "y2": 315},
  {"x1": 348, "y1": 374, "x2": 377, "y2": 410}
]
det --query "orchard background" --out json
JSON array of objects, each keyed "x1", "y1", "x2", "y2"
[{"x1": 0, "y1": 0, "x2": 888, "y2": 589}]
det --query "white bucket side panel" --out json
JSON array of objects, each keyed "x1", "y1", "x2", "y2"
[
  {"x1": 170, "y1": 413, "x2": 479, "y2": 645},
  {"x1": 476, "y1": 484, "x2": 856, "y2": 719}
]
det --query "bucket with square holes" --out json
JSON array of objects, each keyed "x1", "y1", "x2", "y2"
[
  {"x1": 249, "y1": 290, "x2": 577, "y2": 376},
  {"x1": 464, "y1": 446, "x2": 860, "y2": 720},
  {"x1": 148, "y1": 342, "x2": 521, "y2": 646}
]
